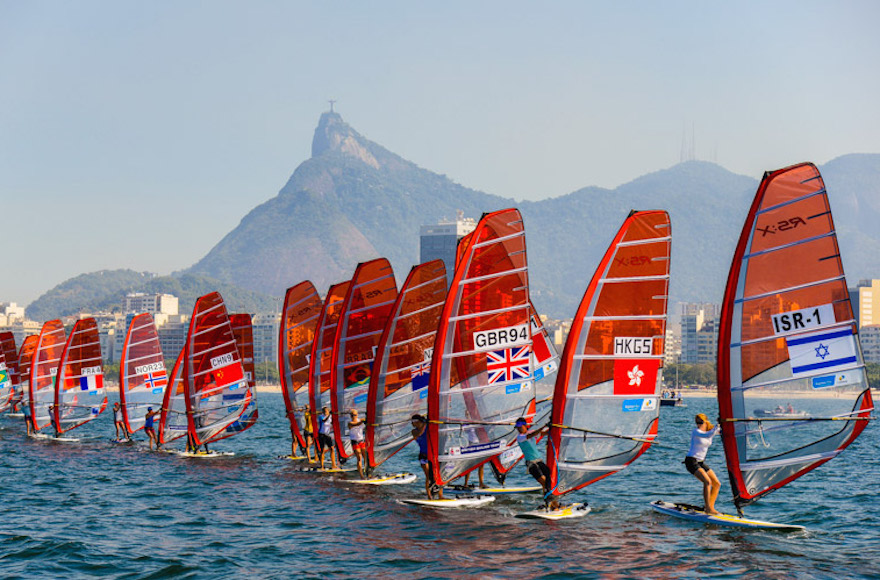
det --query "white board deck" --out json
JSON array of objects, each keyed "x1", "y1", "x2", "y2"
[
  {"x1": 650, "y1": 500, "x2": 805, "y2": 531},
  {"x1": 516, "y1": 503, "x2": 591, "y2": 520},
  {"x1": 297, "y1": 465, "x2": 358, "y2": 473},
  {"x1": 349, "y1": 473, "x2": 417, "y2": 486},
  {"x1": 174, "y1": 450, "x2": 235, "y2": 458},
  {"x1": 30, "y1": 432, "x2": 80, "y2": 442},
  {"x1": 8, "y1": 412, "x2": 24, "y2": 417},
  {"x1": 398, "y1": 495, "x2": 495, "y2": 509},
  {"x1": 278, "y1": 455, "x2": 310, "y2": 461}
]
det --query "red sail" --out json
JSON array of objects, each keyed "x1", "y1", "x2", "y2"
[
  {"x1": 0, "y1": 332, "x2": 20, "y2": 403},
  {"x1": 428, "y1": 209, "x2": 533, "y2": 487},
  {"x1": 330, "y1": 259, "x2": 398, "y2": 457},
  {"x1": 158, "y1": 348, "x2": 187, "y2": 444},
  {"x1": 184, "y1": 292, "x2": 254, "y2": 445},
  {"x1": 547, "y1": 210, "x2": 671, "y2": 496},
  {"x1": 717, "y1": 163, "x2": 872, "y2": 508},
  {"x1": 0, "y1": 348, "x2": 11, "y2": 412},
  {"x1": 17, "y1": 335, "x2": 38, "y2": 408},
  {"x1": 119, "y1": 313, "x2": 167, "y2": 433},
  {"x1": 55, "y1": 318, "x2": 107, "y2": 433},
  {"x1": 230, "y1": 313, "x2": 259, "y2": 430},
  {"x1": 279, "y1": 281, "x2": 322, "y2": 450},
  {"x1": 308, "y1": 281, "x2": 351, "y2": 437},
  {"x1": 30, "y1": 320, "x2": 66, "y2": 432},
  {"x1": 366, "y1": 260, "x2": 447, "y2": 469}
]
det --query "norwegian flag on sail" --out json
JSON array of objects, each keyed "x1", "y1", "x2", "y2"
[
  {"x1": 142, "y1": 370, "x2": 168, "y2": 392},
  {"x1": 487, "y1": 345, "x2": 531, "y2": 385}
]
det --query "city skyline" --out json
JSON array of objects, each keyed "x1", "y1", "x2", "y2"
[{"x1": 2, "y1": 2, "x2": 878, "y2": 304}]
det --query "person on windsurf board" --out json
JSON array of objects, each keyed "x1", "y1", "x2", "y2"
[
  {"x1": 113, "y1": 402, "x2": 131, "y2": 441},
  {"x1": 411, "y1": 414, "x2": 441, "y2": 499},
  {"x1": 318, "y1": 407, "x2": 338, "y2": 470},
  {"x1": 22, "y1": 402, "x2": 33, "y2": 435},
  {"x1": 145, "y1": 407, "x2": 159, "y2": 451},
  {"x1": 685, "y1": 413, "x2": 721, "y2": 515},
  {"x1": 515, "y1": 418, "x2": 559, "y2": 510},
  {"x1": 348, "y1": 409, "x2": 367, "y2": 478}
]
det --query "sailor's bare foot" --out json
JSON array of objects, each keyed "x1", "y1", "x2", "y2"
[{"x1": 706, "y1": 509, "x2": 721, "y2": 515}]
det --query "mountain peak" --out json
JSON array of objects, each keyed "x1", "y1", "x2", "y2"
[{"x1": 311, "y1": 111, "x2": 379, "y2": 168}]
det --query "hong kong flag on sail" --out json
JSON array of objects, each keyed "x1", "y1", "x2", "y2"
[{"x1": 613, "y1": 359, "x2": 661, "y2": 396}]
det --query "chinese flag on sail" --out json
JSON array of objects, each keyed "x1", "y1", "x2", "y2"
[
  {"x1": 613, "y1": 359, "x2": 661, "y2": 396},
  {"x1": 213, "y1": 363, "x2": 245, "y2": 387}
]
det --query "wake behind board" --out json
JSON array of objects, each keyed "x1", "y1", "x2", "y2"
[
  {"x1": 650, "y1": 500, "x2": 805, "y2": 531},
  {"x1": 8, "y1": 412, "x2": 24, "y2": 418},
  {"x1": 398, "y1": 495, "x2": 495, "y2": 509},
  {"x1": 348, "y1": 473, "x2": 417, "y2": 486},
  {"x1": 516, "y1": 503, "x2": 590, "y2": 520}
]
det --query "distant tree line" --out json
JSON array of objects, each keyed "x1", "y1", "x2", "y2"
[{"x1": 666, "y1": 362, "x2": 880, "y2": 390}]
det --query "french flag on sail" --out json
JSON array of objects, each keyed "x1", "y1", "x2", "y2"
[
  {"x1": 77, "y1": 374, "x2": 104, "y2": 391},
  {"x1": 786, "y1": 327, "x2": 858, "y2": 378}
]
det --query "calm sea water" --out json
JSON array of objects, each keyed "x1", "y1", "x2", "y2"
[{"x1": 1, "y1": 393, "x2": 877, "y2": 579}]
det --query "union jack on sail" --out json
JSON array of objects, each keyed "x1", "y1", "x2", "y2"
[{"x1": 486, "y1": 345, "x2": 531, "y2": 385}]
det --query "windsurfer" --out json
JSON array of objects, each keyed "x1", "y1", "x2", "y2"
[
  {"x1": 463, "y1": 465, "x2": 485, "y2": 489},
  {"x1": 288, "y1": 406, "x2": 315, "y2": 461},
  {"x1": 462, "y1": 426, "x2": 485, "y2": 488},
  {"x1": 113, "y1": 402, "x2": 130, "y2": 441},
  {"x1": 301, "y1": 407, "x2": 316, "y2": 462},
  {"x1": 685, "y1": 413, "x2": 721, "y2": 515},
  {"x1": 49, "y1": 404, "x2": 60, "y2": 438},
  {"x1": 515, "y1": 418, "x2": 559, "y2": 509},
  {"x1": 144, "y1": 407, "x2": 159, "y2": 451},
  {"x1": 22, "y1": 401, "x2": 32, "y2": 435},
  {"x1": 348, "y1": 409, "x2": 367, "y2": 478},
  {"x1": 318, "y1": 407, "x2": 337, "y2": 470},
  {"x1": 411, "y1": 414, "x2": 441, "y2": 499}
]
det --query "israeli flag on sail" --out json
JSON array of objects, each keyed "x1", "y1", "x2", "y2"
[{"x1": 786, "y1": 327, "x2": 858, "y2": 378}]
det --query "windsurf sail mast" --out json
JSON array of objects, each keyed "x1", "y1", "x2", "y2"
[
  {"x1": 30, "y1": 320, "x2": 66, "y2": 432},
  {"x1": 330, "y1": 259, "x2": 398, "y2": 457},
  {"x1": 158, "y1": 348, "x2": 188, "y2": 444},
  {"x1": 119, "y1": 313, "x2": 168, "y2": 434},
  {"x1": 279, "y1": 281, "x2": 323, "y2": 451},
  {"x1": 55, "y1": 318, "x2": 107, "y2": 433},
  {"x1": 184, "y1": 292, "x2": 254, "y2": 445},
  {"x1": 0, "y1": 332, "x2": 20, "y2": 409},
  {"x1": 17, "y1": 335, "x2": 38, "y2": 409},
  {"x1": 547, "y1": 210, "x2": 671, "y2": 497},
  {"x1": 717, "y1": 162, "x2": 873, "y2": 511},
  {"x1": 366, "y1": 259, "x2": 447, "y2": 470},
  {"x1": 308, "y1": 281, "x2": 351, "y2": 437},
  {"x1": 229, "y1": 313, "x2": 259, "y2": 433},
  {"x1": 427, "y1": 208, "x2": 535, "y2": 487}
]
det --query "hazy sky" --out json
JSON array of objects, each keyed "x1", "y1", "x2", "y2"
[{"x1": 2, "y1": 1, "x2": 878, "y2": 305}]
